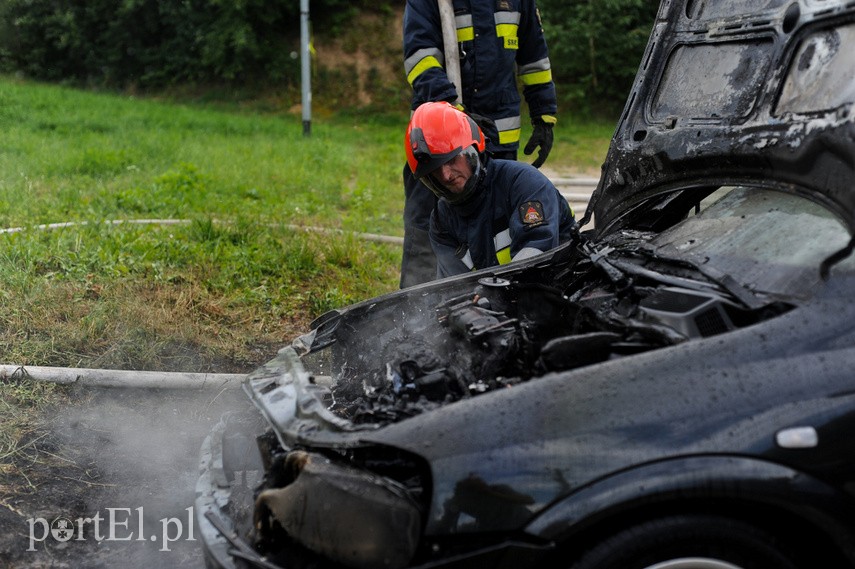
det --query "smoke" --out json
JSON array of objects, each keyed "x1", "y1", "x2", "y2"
[
  {"x1": 11, "y1": 283, "x2": 491, "y2": 566},
  {"x1": 29, "y1": 385, "x2": 251, "y2": 568}
]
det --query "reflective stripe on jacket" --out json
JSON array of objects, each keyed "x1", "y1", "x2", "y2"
[
  {"x1": 403, "y1": 0, "x2": 557, "y2": 154},
  {"x1": 429, "y1": 158, "x2": 576, "y2": 278}
]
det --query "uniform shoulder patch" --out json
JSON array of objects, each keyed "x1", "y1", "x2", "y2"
[{"x1": 519, "y1": 201, "x2": 545, "y2": 226}]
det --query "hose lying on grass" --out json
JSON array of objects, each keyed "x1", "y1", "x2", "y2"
[
  {"x1": 0, "y1": 218, "x2": 405, "y2": 245},
  {"x1": 0, "y1": 364, "x2": 246, "y2": 389},
  {"x1": 0, "y1": 219, "x2": 401, "y2": 390}
]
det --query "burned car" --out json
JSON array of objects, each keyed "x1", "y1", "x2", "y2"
[{"x1": 196, "y1": 1, "x2": 855, "y2": 568}]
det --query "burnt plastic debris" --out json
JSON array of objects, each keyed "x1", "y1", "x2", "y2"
[
  {"x1": 330, "y1": 290, "x2": 526, "y2": 423},
  {"x1": 327, "y1": 234, "x2": 780, "y2": 426}
]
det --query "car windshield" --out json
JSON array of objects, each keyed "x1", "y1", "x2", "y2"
[{"x1": 650, "y1": 186, "x2": 853, "y2": 300}]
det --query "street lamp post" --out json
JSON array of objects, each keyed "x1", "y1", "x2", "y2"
[{"x1": 301, "y1": 0, "x2": 312, "y2": 137}]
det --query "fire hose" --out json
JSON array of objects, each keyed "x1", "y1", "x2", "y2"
[
  {"x1": 1, "y1": 363, "x2": 245, "y2": 389},
  {"x1": 438, "y1": 0, "x2": 463, "y2": 107}
]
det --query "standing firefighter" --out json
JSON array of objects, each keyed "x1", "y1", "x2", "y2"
[
  {"x1": 406, "y1": 102, "x2": 575, "y2": 278},
  {"x1": 400, "y1": 0, "x2": 558, "y2": 287}
]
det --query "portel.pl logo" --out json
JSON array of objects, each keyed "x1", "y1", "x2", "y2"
[{"x1": 27, "y1": 507, "x2": 195, "y2": 552}]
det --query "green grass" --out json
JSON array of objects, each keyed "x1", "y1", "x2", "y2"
[
  {"x1": 0, "y1": 80, "x2": 406, "y2": 236},
  {"x1": 0, "y1": 77, "x2": 408, "y2": 369},
  {"x1": 546, "y1": 116, "x2": 615, "y2": 175},
  {"x1": 0, "y1": 76, "x2": 614, "y2": 372},
  {"x1": 0, "y1": 76, "x2": 615, "y2": 505}
]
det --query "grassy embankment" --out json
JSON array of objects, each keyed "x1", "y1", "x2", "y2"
[{"x1": 0, "y1": 76, "x2": 614, "y2": 492}]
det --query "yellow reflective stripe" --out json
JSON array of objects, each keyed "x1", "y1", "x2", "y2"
[
  {"x1": 457, "y1": 27, "x2": 474, "y2": 42},
  {"x1": 518, "y1": 58, "x2": 552, "y2": 83},
  {"x1": 496, "y1": 114, "x2": 521, "y2": 144},
  {"x1": 495, "y1": 23, "x2": 518, "y2": 38},
  {"x1": 496, "y1": 247, "x2": 512, "y2": 265},
  {"x1": 494, "y1": 229, "x2": 512, "y2": 265},
  {"x1": 405, "y1": 48, "x2": 442, "y2": 74},
  {"x1": 455, "y1": 14, "x2": 474, "y2": 42},
  {"x1": 520, "y1": 69, "x2": 553, "y2": 86},
  {"x1": 498, "y1": 128, "x2": 521, "y2": 144},
  {"x1": 407, "y1": 56, "x2": 443, "y2": 85}
]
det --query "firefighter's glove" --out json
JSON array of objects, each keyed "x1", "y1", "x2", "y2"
[
  {"x1": 443, "y1": 97, "x2": 464, "y2": 112},
  {"x1": 447, "y1": 102, "x2": 494, "y2": 134},
  {"x1": 466, "y1": 111, "x2": 497, "y2": 137},
  {"x1": 524, "y1": 115, "x2": 557, "y2": 169}
]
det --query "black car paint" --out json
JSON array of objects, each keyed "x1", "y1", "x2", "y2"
[
  {"x1": 362, "y1": 278, "x2": 855, "y2": 535},
  {"x1": 206, "y1": 248, "x2": 855, "y2": 567},
  {"x1": 197, "y1": 0, "x2": 855, "y2": 567}
]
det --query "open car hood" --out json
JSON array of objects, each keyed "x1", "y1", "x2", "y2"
[
  {"x1": 196, "y1": 4, "x2": 855, "y2": 568},
  {"x1": 244, "y1": 0, "x2": 855, "y2": 447},
  {"x1": 589, "y1": 0, "x2": 855, "y2": 234}
]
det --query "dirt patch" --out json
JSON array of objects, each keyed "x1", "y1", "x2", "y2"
[
  {"x1": 1, "y1": 383, "x2": 252, "y2": 568},
  {"x1": 309, "y1": 8, "x2": 409, "y2": 110}
]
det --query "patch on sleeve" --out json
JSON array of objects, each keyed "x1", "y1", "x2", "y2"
[{"x1": 519, "y1": 201, "x2": 545, "y2": 227}]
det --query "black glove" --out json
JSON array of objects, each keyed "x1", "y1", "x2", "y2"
[
  {"x1": 523, "y1": 115, "x2": 556, "y2": 169},
  {"x1": 443, "y1": 101, "x2": 499, "y2": 147},
  {"x1": 466, "y1": 111, "x2": 497, "y2": 138}
]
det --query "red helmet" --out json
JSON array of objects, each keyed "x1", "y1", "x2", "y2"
[{"x1": 405, "y1": 102, "x2": 486, "y2": 201}]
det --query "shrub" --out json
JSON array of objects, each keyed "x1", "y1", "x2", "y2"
[{"x1": 0, "y1": 0, "x2": 359, "y2": 88}]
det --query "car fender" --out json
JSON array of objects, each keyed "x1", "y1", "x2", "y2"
[{"x1": 524, "y1": 454, "x2": 855, "y2": 560}]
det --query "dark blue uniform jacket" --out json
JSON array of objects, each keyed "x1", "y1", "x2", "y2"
[
  {"x1": 404, "y1": 0, "x2": 557, "y2": 154},
  {"x1": 429, "y1": 158, "x2": 576, "y2": 278}
]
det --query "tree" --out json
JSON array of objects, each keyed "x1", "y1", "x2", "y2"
[
  {"x1": 0, "y1": 0, "x2": 659, "y2": 113},
  {"x1": 0, "y1": 0, "x2": 357, "y2": 88},
  {"x1": 539, "y1": 0, "x2": 659, "y2": 115}
]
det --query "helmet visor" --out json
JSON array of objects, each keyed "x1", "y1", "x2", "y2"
[{"x1": 419, "y1": 146, "x2": 481, "y2": 205}]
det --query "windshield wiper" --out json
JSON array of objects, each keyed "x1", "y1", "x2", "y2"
[{"x1": 619, "y1": 246, "x2": 767, "y2": 310}]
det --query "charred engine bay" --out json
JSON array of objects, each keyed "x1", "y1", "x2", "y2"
[{"x1": 324, "y1": 236, "x2": 791, "y2": 425}]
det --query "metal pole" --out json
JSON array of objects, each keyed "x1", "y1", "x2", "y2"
[{"x1": 301, "y1": 0, "x2": 312, "y2": 137}]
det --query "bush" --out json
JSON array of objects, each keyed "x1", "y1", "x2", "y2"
[
  {"x1": 0, "y1": 0, "x2": 660, "y2": 112},
  {"x1": 0, "y1": 0, "x2": 359, "y2": 88},
  {"x1": 539, "y1": 0, "x2": 659, "y2": 116}
]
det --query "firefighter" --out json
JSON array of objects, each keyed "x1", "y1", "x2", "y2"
[
  {"x1": 400, "y1": 0, "x2": 559, "y2": 287},
  {"x1": 406, "y1": 102, "x2": 575, "y2": 278}
]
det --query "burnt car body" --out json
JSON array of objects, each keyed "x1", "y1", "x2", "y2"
[{"x1": 196, "y1": 1, "x2": 855, "y2": 568}]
